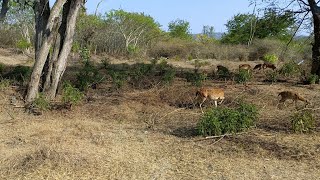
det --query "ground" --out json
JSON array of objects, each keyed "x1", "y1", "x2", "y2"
[{"x1": 0, "y1": 48, "x2": 320, "y2": 180}]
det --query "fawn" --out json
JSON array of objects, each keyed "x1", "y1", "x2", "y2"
[
  {"x1": 278, "y1": 91, "x2": 310, "y2": 108},
  {"x1": 196, "y1": 88, "x2": 225, "y2": 113}
]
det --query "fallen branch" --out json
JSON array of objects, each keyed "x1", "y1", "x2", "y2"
[{"x1": 195, "y1": 131, "x2": 250, "y2": 141}]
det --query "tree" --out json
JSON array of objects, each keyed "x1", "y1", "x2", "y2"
[
  {"x1": 202, "y1": 25, "x2": 215, "y2": 38},
  {"x1": 221, "y1": 9, "x2": 295, "y2": 44},
  {"x1": 0, "y1": 0, "x2": 9, "y2": 23},
  {"x1": 168, "y1": 19, "x2": 192, "y2": 40},
  {"x1": 252, "y1": 0, "x2": 320, "y2": 76},
  {"x1": 105, "y1": 9, "x2": 161, "y2": 53}
]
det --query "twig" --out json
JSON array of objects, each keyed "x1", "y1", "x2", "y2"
[
  {"x1": 195, "y1": 131, "x2": 249, "y2": 141},
  {"x1": 3, "y1": 107, "x2": 14, "y2": 120},
  {"x1": 158, "y1": 108, "x2": 184, "y2": 121}
]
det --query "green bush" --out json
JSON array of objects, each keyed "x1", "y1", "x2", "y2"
[
  {"x1": 108, "y1": 70, "x2": 128, "y2": 89},
  {"x1": 62, "y1": 82, "x2": 83, "y2": 105},
  {"x1": 0, "y1": 63, "x2": 5, "y2": 75},
  {"x1": 33, "y1": 93, "x2": 51, "y2": 111},
  {"x1": 291, "y1": 110, "x2": 315, "y2": 133},
  {"x1": 307, "y1": 74, "x2": 319, "y2": 84},
  {"x1": 263, "y1": 53, "x2": 278, "y2": 64},
  {"x1": 0, "y1": 79, "x2": 11, "y2": 90},
  {"x1": 16, "y1": 39, "x2": 31, "y2": 52},
  {"x1": 197, "y1": 101, "x2": 258, "y2": 136},
  {"x1": 5, "y1": 65, "x2": 31, "y2": 83},
  {"x1": 216, "y1": 66, "x2": 231, "y2": 79},
  {"x1": 236, "y1": 69, "x2": 252, "y2": 84},
  {"x1": 186, "y1": 72, "x2": 207, "y2": 87},
  {"x1": 76, "y1": 60, "x2": 101, "y2": 91},
  {"x1": 266, "y1": 71, "x2": 279, "y2": 83},
  {"x1": 280, "y1": 61, "x2": 300, "y2": 77}
]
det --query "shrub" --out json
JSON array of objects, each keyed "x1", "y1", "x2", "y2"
[
  {"x1": 186, "y1": 72, "x2": 207, "y2": 87},
  {"x1": 33, "y1": 93, "x2": 51, "y2": 111},
  {"x1": 0, "y1": 63, "x2": 5, "y2": 75},
  {"x1": 236, "y1": 69, "x2": 252, "y2": 84},
  {"x1": 280, "y1": 61, "x2": 300, "y2": 77},
  {"x1": 197, "y1": 101, "x2": 258, "y2": 136},
  {"x1": 307, "y1": 74, "x2": 319, "y2": 84},
  {"x1": 108, "y1": 70, "x2": 128, "y2": 89},
  {"x1": 291, "y1": 110, "x2": 315, "y2": 133},
  {"x1": 266, "y1": 71, "x2": 279, "y2": 83},
  {"x1": 76, "y1": 60, "x2": 101, "y2": 91},
  {"x1": 216, "y1": 66, "x2": 231, "y2": 79},
  {"x1": 263, "y1": 53, "x2": 278, "y2": 64},
  {"x1": 0, "y1": 79, "x2": 11, "y2": 90},
  {"x1": 5, "y1": 65, "x2": 31, "y2": 83},
  {"x1": 62, "y1": 82, "x2": 84, "y2": 105},
  {"x1": 16, "y1": 39, "x2": 31, "y2": 52}
]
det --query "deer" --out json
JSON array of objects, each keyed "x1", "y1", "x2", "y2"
[
  {"x1": 263, "y1": 62, "x2": 276, "y2": 70},
  {"x1": 196, "y1": 88, "x2": 225, "y2": 113},
  {"x1": 239, "y1": 64, "x2": 252, "y2": 73},
  {"x1": 253, "y1": 64, "x2": 264, "y2": 70},
  {"x1": 277, "y1": 91, "x2": 310, "y2": 108}
]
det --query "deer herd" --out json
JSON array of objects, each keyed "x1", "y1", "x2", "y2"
[{"x1": 196, "y1": 62, "x2": 311, "y2": 113}]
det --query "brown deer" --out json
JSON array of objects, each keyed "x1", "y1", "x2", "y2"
[
  {"x1": 278, "y1": 91, "x2": 310, "y2": 108},
  {"x1": 263, "y1": 62, "x2": 276, "y2": 70},
  {"x1": 239, "y1": 64, "x2": 252, "y2": 72},
  {"x1": 196, "y1": 88, "x2": 225, "y2": 113},
  {"x1": 253, "y1": 64, "x2": 264, "y2": 70}
]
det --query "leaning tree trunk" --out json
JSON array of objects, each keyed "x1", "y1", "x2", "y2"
[
  {"x1": 26, "y1": 0, "x2": 67, "y2": 103},
  {"x1": 309, "y1": 0, "x2": 320, "y2": 75},
  {"x1": 45, "y1": 0, "x2": 82, "y2": 99}
]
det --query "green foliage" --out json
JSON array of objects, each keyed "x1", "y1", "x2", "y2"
[
  {"x1": 168, "y1": 19, "x2": 192, "y2": 40},
  {"x1": 236, "y1": 69, "x2": 252, "y2": 84},
  {"x1": 62, "y1": 82, "x2": 83, "y2": 105},
  {"x1": 263, "y1": 53, "x2": 278, "y2": 64},
  {"x1": 132, "y1": 63, "x2": 154, "y2": 80},
  {"x1": 34, "y1": 93, "x2": 50, "y2": 111},
  {"x1": 197, "y1": 101, "x2": 258, "y2": 136},
  {"x1": 291, "y1": 110, "x2": 315, "y2": 133},
  {"x1": 186, "y1": 72, "x2": 207, "y2": 87},
  {"x1": 157, "y1": 60, "x2": 176, "y2": 84},
  {"x1": 0, "y1": 79, "x2": 11, "y2": 90},
  {"x1": 108, "y1": 70, "x2": 128, "y2": 89},
  {"x1": 0, "y1": 63, "x2": 4, "y2": 75},
  {"x1": 221, "y1": 9, "x2": 295, "y2": 44},
  {"x1": 5, "y1": 65, "x2": 31, "y2": 83},
  {"x1": 266, "y1": 71, "x2": 279, "y2": 83},
  {"x1": 16, "y1": 38, "x2": 31, "y2": 51},
  {"x1": 216, "y1": 66, "x2": 231, "y2": 79},
  {"x1": 307, "y1": 74, "x2": 319, "y2": 84},
  {"x1": 280, "y1": 61, "x2": 300, "y2": 77},
  {"x1": 76, "y1": 49, "x2": 101, "y2": 91}
]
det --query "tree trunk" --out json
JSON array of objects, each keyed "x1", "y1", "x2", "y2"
[
  {"x1": 0, "y1": 0, "x2": 9, "y2": 23},
  {"x1": 309, "y1": 0, "x2": 320, "y2": 75},
  {"x1": 26, "y1": 0, "x2": 67, "y2": 103},
  {"x1": 45, "y1": 0, "x2": 82, "y2": 99}
]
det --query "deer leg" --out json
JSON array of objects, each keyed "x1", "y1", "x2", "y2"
[
  {"x1": 218, "y1": 99, "x2": 224, "y2": 105},
  {"x1": 214, "y1": 100, "x2": 218, "y2": 107},
  {"x1": 200, "y1": 97, "x2": 206, "y2": 113}
]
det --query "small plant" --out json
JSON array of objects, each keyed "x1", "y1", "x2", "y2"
[
  {"x1": 62, "y1": 82, "x2": 83, "y2": 105},
  {"x1": 108, "y1": 70, "x2": 128, "y2": 89},
  {"x1": 186, "y1": 72, "x2": 207, "y2": 87},
  {"x1": 162, "y1": 67, "x2": 176, "y2": 85},
  {"x1": 5, "y1": 65, "x2": 31, "y2": 84},
  {"x1": 0, "y1": 63, "x2": 4, "y2": 75},
  {"x1": 263, "y1": 53, "x2": 278, "y2": 64},
  {"x1": 16, "y1": 39, "x2": 31, "y2": 52},
  {"x1": 236, "y1": 69, "x2": 252, "y2": 84},
  {"x1": 216, "y1": 66, "x2": 231, "y2": 79},
  {"x1": 291, "y1": 110, "x2": 315, "y2": 133},
  {"x1": 307, "y1": 74, "x2": 319, "y2": 84},
  {"x1": 0, "y1": 79, "x2": 11, "y2": 90},
  {"x1": 280, "y1": 61, "x2": 300, "y2": 77},
  {"x1": 33, "y1": 93, "x2": 51, "y2": 111},
  {"x1": 266, "y1": 71, "x2": 279, "y2": 83},
  {"x1": 197, "y1": 101, "x2": 258, "y2": 136}
]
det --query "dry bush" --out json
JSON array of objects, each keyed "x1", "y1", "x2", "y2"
[
  {"x1": 248, "y1": 39, "x2": 284, "y2": 61},
  {"x1": 0, "y1": 29, "x2": 21, "y2": 48},
  {"x1": 148, "y1": 39, "x2": 190, "y2": 59}
]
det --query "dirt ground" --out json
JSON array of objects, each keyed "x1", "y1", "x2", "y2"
[{"x1": 0, "y1": 49, "x2": 320, "y2": 180}]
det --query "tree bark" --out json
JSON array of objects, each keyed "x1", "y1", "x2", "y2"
[
  {"x1": 0, "y1": 0, "x2": 9, "y2": 23},
  {"x1": 46, "y1": 0, "x2": 82, "y2": 99},
  {"x1": 309, "y1": 0, "x2": 320, "y2": 75},
  {"x1": 26, "y1": 0, "x2": 67, "y2": 103}
]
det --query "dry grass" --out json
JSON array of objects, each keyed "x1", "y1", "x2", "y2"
[{"x1": 1, "y1": 49, "x2": 320, "y2": 179}]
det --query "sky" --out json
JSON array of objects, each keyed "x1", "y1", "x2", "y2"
[{"x1": 84, "y1": 0, "x2": 254, "y2": 34}]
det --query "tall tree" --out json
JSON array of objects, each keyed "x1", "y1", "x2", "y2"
[
  {"x1": 168, "y1": 19, "x2": 192, "y2": 40},
  {"x1": 0, "y1": 0, "x2": 9, "y2": 23},
  {"x1": 253, "y1": 0, "x2": 320, "y2": 75}
]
